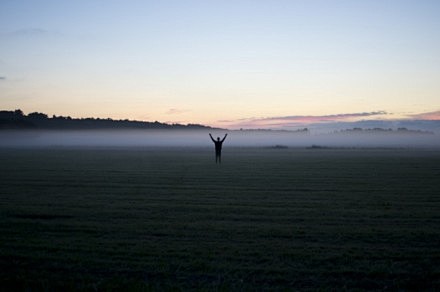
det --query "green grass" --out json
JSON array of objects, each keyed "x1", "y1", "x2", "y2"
[{"x1": 0, "y1": 147, "x2": 439, "y2": 290}]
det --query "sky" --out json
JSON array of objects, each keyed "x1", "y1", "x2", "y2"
[{"x1": 0, "y1": 0, "x2": 439, "y2": 129}]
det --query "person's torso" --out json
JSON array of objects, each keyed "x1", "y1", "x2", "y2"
[{"x1": 214, "y1": 141, "x2": 222, "y2": 151}]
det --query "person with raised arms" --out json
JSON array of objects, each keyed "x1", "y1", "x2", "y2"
[{"x1": 209, "y1": 133, "x2": 227, "y2": 164}]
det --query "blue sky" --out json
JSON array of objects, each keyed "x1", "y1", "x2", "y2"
[{"x1": 1, "y1": 0, "x2": 439, "y2": 128}]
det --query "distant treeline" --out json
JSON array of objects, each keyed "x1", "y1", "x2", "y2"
[
  {"x1": 237, "y1": 127, "x2": 309, "y2": 133},
  {"x1": 336, "y1": 127, "x2": 433, "y2": 135},
  {"x1": 0, "y1": 109, "x2": 217, "y2": 130}
]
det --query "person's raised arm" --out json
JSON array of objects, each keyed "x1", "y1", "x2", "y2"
[
  {"x1": 221, "y1": 133, "x2": 228, "y2": 142},
  {"x1": 209, "y1": 133, "x2": 216, "y2": 142}
]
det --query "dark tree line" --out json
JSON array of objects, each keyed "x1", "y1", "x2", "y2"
[
  {"x1": 0, "y1": 109, "x2": 216, "y2": 130},
  {"x1": 336, "y1": 127, "x2": 433, "y2": 135}
]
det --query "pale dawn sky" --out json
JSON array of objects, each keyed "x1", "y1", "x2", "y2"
[{"x1": 1, "y1": 0, "x2": 439, "y2": 128}]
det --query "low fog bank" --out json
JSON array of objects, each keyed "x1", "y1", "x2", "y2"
[{"x1": 1, "y1": 130, "x2": 439, "y2": 148}]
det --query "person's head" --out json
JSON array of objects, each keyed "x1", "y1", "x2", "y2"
[{"x1": 217, "y1": 137, "x2": 220, "y2": 141}]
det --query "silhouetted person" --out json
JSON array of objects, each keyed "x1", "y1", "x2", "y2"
[{"x1": 209, "y1": 133, "x2": 227, "y2": 163}]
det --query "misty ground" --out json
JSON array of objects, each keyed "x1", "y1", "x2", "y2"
[
  {"x1": 0, "y1": 147, "x2": 439, "y2": 290},
  {"x1": 1, "y1": 129, "x2": 440, "y2": 148}
]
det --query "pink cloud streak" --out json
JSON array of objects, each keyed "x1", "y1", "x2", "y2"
[
  {"x1": 409, "y1": 110, "x2": 440, "y2": 120},
  {"x1": 220, "y1": 111, "x2": 388, "y2": 129}
]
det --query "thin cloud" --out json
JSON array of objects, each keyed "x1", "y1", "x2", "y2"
[
  {"x1": 221, "y1": 111, "x2": 388, "y2": 129},
  {"x1": 0, "y1": 76, "x2": 5, "y2": 80},
  {"x1": 217, "y1": 117, "x2": 253, "y2": 123},
  {"x1": 1, "y1": 28, "x2": 61, "y2": 38},
  {"x1": 166, "y1": 108, "x2": 189, "y2": 115},
  {"x1": 408, "y1": 110, "x2": 440, "y2": 120}
]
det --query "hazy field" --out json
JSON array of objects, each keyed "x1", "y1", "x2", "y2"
[{"x1": 1, "y1": 147, "x2": 439, "y2": 290}]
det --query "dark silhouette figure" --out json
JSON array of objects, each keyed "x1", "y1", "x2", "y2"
[{"x1": 209, "y1": 133, "x2": 227, "y2": 163}]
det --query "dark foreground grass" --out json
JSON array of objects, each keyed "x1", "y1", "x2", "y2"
[{"x1": 0, "y1": 147, "x2": 439, "y2": 291}]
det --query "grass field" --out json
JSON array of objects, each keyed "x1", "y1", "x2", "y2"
[{"x1": 1, "y1": 147, "x2": 439, "y2": 290}]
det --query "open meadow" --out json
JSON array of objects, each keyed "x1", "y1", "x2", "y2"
[{"x1": 0, "y1": 147, "x2": 439, "y2": 290}]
